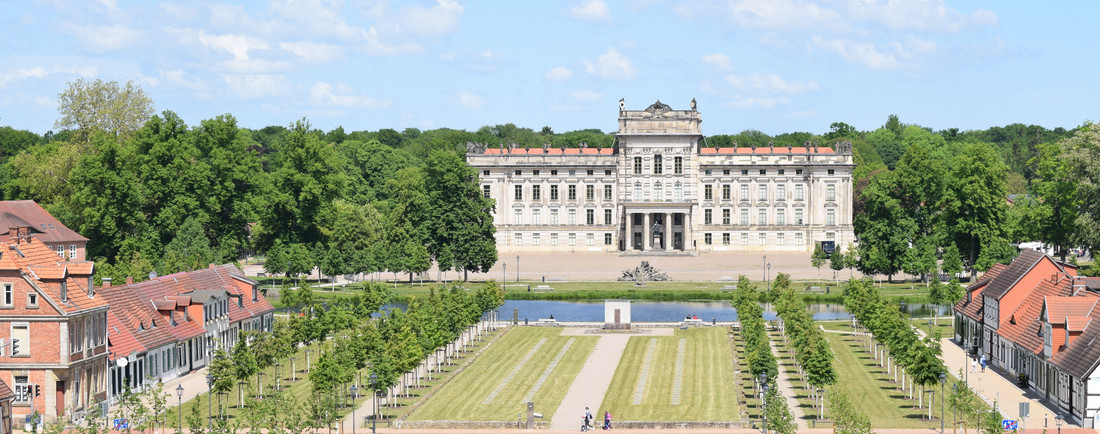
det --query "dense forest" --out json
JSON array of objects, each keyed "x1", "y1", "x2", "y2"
[{"x1": 1, "y1": 80, "x2": 1097, "y2": 283}]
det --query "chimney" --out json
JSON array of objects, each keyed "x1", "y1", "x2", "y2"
[
  {"x1": 7, "y1": 227, "x2": 18, "y2": 239},
  {"x1": 101, "y1": 277, "x2": 112, "y2": 288},
  {"x1": 1073, "y1": 277, "x2": 1087, "y2": 296},
  {"x1": 125, "y1": 276, "x2": 133, "y2": 285},
  {"x1": 209, "y1": 263, "x2": 216, "y2": 269}
]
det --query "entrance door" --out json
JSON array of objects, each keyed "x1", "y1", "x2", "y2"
[
  {"x1": 55, "y1": 381, "x2": 65, "y2": 417},
  {"x1": 633, "y1": 233, "x2": 642, "y2": 250},
  {"x1": 674, "y1": 233, "x2": 683, "y2": 250}
]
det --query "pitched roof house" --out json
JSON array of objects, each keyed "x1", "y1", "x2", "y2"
[{"x1": 0, "y1": 201, "x2": 88, "y2": 261}]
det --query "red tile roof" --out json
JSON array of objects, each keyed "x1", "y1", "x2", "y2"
[
  {"x1": 0, "y1": 237, "x2": 106, "y2": 313},
  {"x1": 0, "y1": 200, "x2": 88, "y2": 243},
  {"x1": 700, "y1": 146, "x2": 836, "y2": 155},
  {"x1": 481, "y1": 147, "x2": 614, "y2": 155},
  {"x1": 107, "y1": 310, "x2": 145, "y2": 360},
  {"x1": 954, "y1": 263, "x2": 1009, "y2": 322},
  {"x1": 995, "y1": 278, "x2": 1071, "y2": 355},
  {"x1": 1044, "y1": 296, "x2": 1098, "y2": 323},
  {"x1": 27, "y1": 264, "x2": 67, "y2": 280},
  {"x1": 1067, "y1": 317, "x2": 1091, "y2": 332}
]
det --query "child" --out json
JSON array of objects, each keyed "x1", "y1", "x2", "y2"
[{"x1": 603, "y1": 411, "x2": 612, "y2": 430}]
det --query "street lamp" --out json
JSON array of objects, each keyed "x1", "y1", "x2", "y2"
[
  {"x1": 176, "y1": 385, "x2": 184, "y2": 432},
  {"x1": 502, "y1": 262, "x2": 506, "y2": 290},
  {"x1": 349, "y1": 385, "x2": 358, "y2": 434},
  {"x1": 1056, "y1": 414, "x2": 1063, "y2": 434},
  {"x1": 762, "y1": 384, "x2": 770, "y2": 434},
  {"x1": 370, "y1": 373, "x2": 378, "y2": 434},
  {"x1": 951, "y1": 383, "x2": 958, "y2": 429},
  {"x1": 767, "y1": 262, "x2": 771, "y2": 286},
  {"x1": 205, "y1": 374, "x2": 213, "y2": 432},
  {"x1": 762, "y1": 255, "x2": 767, "y2": 283},
  {"x1": 939, "y1": 373, "x2": 947, "y2": 433}
]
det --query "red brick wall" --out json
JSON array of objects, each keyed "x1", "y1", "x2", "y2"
[{"x1": 999, "y1": 257, "x2": 1063, "y2": 327}]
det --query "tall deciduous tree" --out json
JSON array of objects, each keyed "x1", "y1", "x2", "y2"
[
  {"x1": 424, "y1": 150, "x2": 497, "y2": 279},
  {"x1": 941, "y1": 142, "x2": 1010, "y2": 275},
  {"x1": 1060, "y1": 123, "x2": 1100, "y2": 255},
  {"x1": 55, "y1": 78, "x2": 154, "y2": 142},
  {"x1": 162, "y1": 216, "x2": 214, "y2": 273}
]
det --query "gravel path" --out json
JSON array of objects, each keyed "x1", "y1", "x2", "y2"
[
  {"x1": 549, "y1": 332, "x2": 631, "y2": 430},
  {"x1": 769, "y1": 338, "x2": 809, "y2": 430}
]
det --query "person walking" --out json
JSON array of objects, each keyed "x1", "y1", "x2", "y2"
[
  {"x1": 582, "y1": 407, "x2": 592, "y2": 431},
  {"x1": 971, "y1": 356, "x2": 977, "y2": 373},
  {"x1": 603, "y1": 411, "x2": 612, "y2": 430},
  {"x1": 980, "y1": 354, "x2": 987, "y2": 373}
]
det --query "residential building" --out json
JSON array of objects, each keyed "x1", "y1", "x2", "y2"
[
  {"x1": 466, "y1": 99, "x2": 855, "y2": 253},
  {"x1": 953, "y1": 249, "x2": 1100, "y2": 426},
  {"x1": 0, "y1": 201, "x2": 88, "y2": 261},
  {"x1": 0, "y1": 229, "x2": 106, "y2": 423}
]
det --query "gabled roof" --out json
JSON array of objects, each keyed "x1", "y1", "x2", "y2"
[
  {"x1": 1067, "y1": 317, "x2": 1091, "y2": 332},
  {"x1": 106, "y1": 310, "x2": 145, "y2": 360},
  {"x1": 1043, "y1": 296, "x2": 1098, "y2": 323},
  {"x1": 1050, "y1": 321, "x2": 1100, "y2": 378},
  {"x1": 983, "y1": 249, "x2": 1046, "y2": 301},
  {"x1": 954, "y1": 263, "x2": 1009, "y2": 322},
  {"x1": 0, "y1": 200, "x2": 88, "y2": 243},
  {"x1": 996, "y1": 278, "x2": 1070, "y2": 355},
  {"x1": 0, "y1": 237, "x2": 106, "y2": 314},
  {"x1": 99, "y1": 284, "x2": 178, "y2": 353}
]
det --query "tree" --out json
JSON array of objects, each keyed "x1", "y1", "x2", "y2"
[
  {"x1": 941, "y1": 142, "x2": 1009, "y2": 276},
  {"x1": 828, "y1": 389, "x2": 873, "y2": 434},
  {"x1": 55, "y1": 78, "x2": 155, "y2": 142},
  {"x1": 829, "y1": 249, "x2": 847, "y2": 285},
  {"x1": 941, "y1": 244, "x2": 964, "y2": 278},
  {"x1": 424, "y1": 150, "x2": 498, "y2": 278},
  {"x1": 69, "y1": 134, "x2": 144, "y2": 261},
  {"x1": 811, "y1": 244, "x2": 827, "y2": 281},
  {"x1": 231, "y1": 337, "x2": 258, "y2": 405},
  {"x1": 764, "y1": 384, "x2": 796, "y2": 434},
  {"x1": 161, "y1": 216, "x2": 214, "y2": 273},
  {"x1": 1059, "y1": 123, "x2": 1100, "y2": 255}
]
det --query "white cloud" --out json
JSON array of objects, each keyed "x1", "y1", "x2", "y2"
[
  {"x1": 812, "y1": 36, "x2": 899, "y2": 70},
  {"x1": 161, "y1": 69, "x2": 207, "y2": 91},
  {"x1": 583, "y1": 48, "x2": 636, "y2": 80},
  {"x1": 726, "y1": 0, "x2": 846, "y2": 32},
  {"x1": 725, "y1": 96, "x2": 788, "y2": 109},
  {"x1": 400, "y1": 0, "x2": 465, "y2": 38},
  {"x1": 64, "y1": 23, "x2": 141, "y2": 53},
  {"x1": 280, "y1": 41, "x2": 342, "y2": 63},
  {"x1": 223, "y1": 74, "x2": 286, "y2": 99},
  {"x1": 439, "y1": 49, "x2": 504, "y2": 72},
  {"x1": 701, "y1": 53, "x2": 733, "y2": 70},
  {"x1": 453, "y1": 91, "x2": 484, "y2": 110},
  {"x1": 569, "y1": 90, "x2": 604, "y2": 102},
  {"x1": 845, "y1": 0, "x2": 999, "y2": 33},
  {"x1": 197, "y1": 31, "x2": 268, "y2": 62},
  {"x1": 564, "y1": 0, "x2": 613, "y2": 23},
  {"x1": 0, "y1": 67, "x2": 48, "y2": 88},
  {"x1": 724, "y1": 73, "x2": 819, "y2": 95},
  {"x1": 544, "y1": 66, "x2": 573, "y2": 82},
  {"x1": 309, "y1": 82, "x2": 392, "y2": 109}
]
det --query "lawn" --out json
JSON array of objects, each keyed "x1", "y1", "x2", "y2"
[
  {"x1": 406, "y1": 327, "x2": 596, "y2": 422},
  {"x1": 599, "y1": 328, "x2": 739, "y2": 421},
  {"x1": 824, "y1": 329, "x2": 960, "y2": 429}
]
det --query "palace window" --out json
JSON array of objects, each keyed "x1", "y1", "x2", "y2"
[
  {"x1": 722, "y1": 233, "x2": 731, "y2": 245},
  {"x1": 796, "y1": 233, "x2": 804, "y2": 245},
  {"x1": 569, "y1": 170, "x2": 576, "y2": 176},
  {"x1": 633, "y1": 183, "x2": 642, "y2": 200},
  {"x1": 777, "y1": 233, "x2": 786, "y2": 246},
  {"x1": 741, "y1": 233, "x2": 749, "y2": 246},
  {"x1": 532, "y1": 209, "x2": 541, "y2": 225},
  {"x1": 740, "y1": 209, "x2": 749, "y2": 226},
  {"x1": 828, "y1": 169, "x2": 835, "y2": 175},
  {"x1": 633, "y1": 157, "x2": 643, "y2": 175},
  {"x1": 569, "y1": 233, "x2": 577, "y2": 246},
  {"x1": 704, "y1": 209, "x2": 713, "y2": 225},
  {"x1": 483, "y1": 185, "x2": 491, "y2": 198},
  {"x1": 551, "y1": 233, "x2": 558, "y2": 246},
  {"x1": 741, "y1": 169, "x2": 749, "y2": 175},
  {"x1": 722, "y1": 209, "x2": 731, "y2": 225},
  {"x1": 533, "y1": 233, "x2": 541, "y2": 246},
  {"x1": 826, "y1": 184, "x2": 836, "y2": 201},
  {"x1": 568, "y1": 185, "x2": 577, "y2": 200},
  {"x1": 586, "y1": 185, "x2": 594, "y2": 201},
  {"x1": 515, "y1": 170, "x2": 522, "y2": 176},
  {"x1": 604, "y1": 185, "x2": 613, "y2": 201},
  {"x1": 759, "y1": 233, "x2": 767, "y2": 246},
  {"x1": 605, "y1": 169, "x2": 612, "y2": 176},
  {"x1": 674, "y1": 157, "x2": 683, "y2": 174},
  {"x1": 483, "y1": 170, "x2": 490, "y2": 176},
  {"x1": 724, "y1": 169, "x2": 730, "y2": 175},
  {"x1": 514, "y1": 233, "x2": 522, "y2": 246},
  {"x1": 605, "y1": 233, "x2": 613, "y2": 245},
  {"x1": 704, "y1": 185, "x2": 713, "y2": 201},
  {"x1": 760, "y1": 169, "x2": 766, "y2": 175},
  {"x1": 777, "y1": 209, "x2": 786, "y2": 225},
  {"x1": 777, "y1": 184, "x2": 786, "y2": 199},
  {"x1": 551, "y1": 169, "x2": 558, "y2": 176},
  {"x1": 704, "y1": 233, "x2": 712, "y2": 245},
  {"x1": 568, "y1": 209, "x2": 577, "y2": 225},
  {"x1": 533, "y1": 170, "x2": 540, "y2": 176},
  {"x1": 795, "y1": 209, "x2": 804, "y2": 225},
  {"x1": 758, "y1": 209, "x2": 767, "y2": 225},
  {"x1": 514, "y1": 185, "x2": 523, "y2": 200},
  {"x1": 586, "y1": 209, "x2": 595, "y2": 225},
  {"x1": 654, "y1": 183, "x2": 663, "y2": 200},
  {"x1": 514, "y1": 209, "x2": 522, "y2": 225},
  {"x1": 654, "y1": 155, "x2": 663, "y2": 174},
  {"x1": 778, "y1": 169, "x2": 785, "y2": 175},
  {"x1": 795, "y1": 184, "x2": 804, "y2": 201},
  {"x1": 587, "y1": 169, "x2": 594, "y2": 176},
  {"x1": 550, "y1": 185, "x2": 559, "y2": 200},
  {"x1": 586, "y1": 233, "x2": 594, "y2": 246},
  {"x1": 758, "y1": 185, "x2": 767, "y2": 200},
  {"x1": 722, "y1": 185, "x2": 731, "y2": 201},
  {"x1": 550, "y1": 209, "x2": 559, "y2": 225},
  {"x1": 740, "y1": 185, "x2": 749, "y2": 201},
  {"x1": 827, "y1": 209, "x2": 836, "y2": 226},
  {"x1": 532, "y1": 185, "x2": 541, "y2": 200},
  {"x1": 674, "y1": 183, "x2": 683, "y2": 200},
  {"x1": 604, "y1": 209, "x2": 612, "y2": 225},
  {"x1": 796, "y1": 169, "x2": 803, "y2": 175}
]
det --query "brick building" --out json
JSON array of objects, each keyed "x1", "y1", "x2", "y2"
[
  {"x1": 0, "y1": 201, "x2": 87, "y2": 262},
  {"x1": 0, "y1": 230, "x2": 106, "y2": 422}
]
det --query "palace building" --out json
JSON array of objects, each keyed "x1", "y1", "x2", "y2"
[{"x1": 466, "y1": 99, "x2": 855, "y2": 254}]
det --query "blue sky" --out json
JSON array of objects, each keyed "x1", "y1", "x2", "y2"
[{"x1": 1, "y1": 0, "x2": 1096, "y2": 136}]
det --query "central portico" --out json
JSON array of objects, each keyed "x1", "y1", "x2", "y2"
[{"x1": 624, "y1": 207, "x2": 691, "y2": 251}]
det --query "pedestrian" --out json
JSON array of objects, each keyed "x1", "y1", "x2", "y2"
[
  {"x1": 980, "y1": 354, "x2": 987, "y2": 372},
  {"x1": 971, "y1": 357, "x2": 977, "y2": 373},
  {"x1": 583, "y1": 407, "x2": 592, "y2": 431},
  {"x1": 603, "y1": 411, "x2": 612, "y2": 430}
]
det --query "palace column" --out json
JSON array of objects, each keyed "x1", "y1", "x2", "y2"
[
  {"x1": 627, "y1": 212, "x2": 635, "y2": 250},
  {"x1": 663, "y1": 212, "x2": 671, "y2": 250},
  {"x1": 643, "y1": 213, "x2": 651, "y2": 250}
]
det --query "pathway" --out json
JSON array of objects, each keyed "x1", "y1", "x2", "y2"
[
  {"x1": 768, "y1": 339, "x2": 808, "y2": 430},
  {"x1": 549, "y1": 333, "x2": 631, "y2": 430}
]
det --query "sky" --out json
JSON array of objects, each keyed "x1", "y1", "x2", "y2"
[{"x1": 1, "y1": 0, "x2": 1097, "y2": 137}]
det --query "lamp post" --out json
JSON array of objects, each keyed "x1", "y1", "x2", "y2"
[
  {"x1": 1056, "y1": 414, "x2": 1063, "y2": 434},
  {"x1": 762, "y1": 384, "x2": 770, "y2": 434},
  {"x1": 762, "y1": 255, "x2": 767, "y2": 283},
  {"x1": 951, "y1": 383, "x2": 958, "y2": 429},
  {"x1": 939, "y1": 373, "x2": 947, "y2": 433},
  {"x1": 205, "y1": 374, "x2": 213, "y2": 432},
  {"x1": 370, "y1": 373, "x2": 378, "y2": 434},
  {"x1": 502, "y1": 262, "x2": 506, "y2": 290},
  {"x1": 963, "y1": 341, "x2": 971, "y2": 385},
  {"x1": 516, "y1": 255, "x2": 520, "y2": 282},
  {"x1": 767, "y1": 262, "x2": 771, "y2": 287},
  {"x1": 349, "y1": 385, "x2": 358, "y2": 434},
  {"x1": 176, "y1": 385, "x2": 184, "y2": 432}
]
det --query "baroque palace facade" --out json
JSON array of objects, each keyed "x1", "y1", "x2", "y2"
[{"x1": 466, "y1": 99, "x2": 855, "y2": 254}]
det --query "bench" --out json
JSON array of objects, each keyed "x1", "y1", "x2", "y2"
[
  {"x1": 805, "y1": 286, "x2": 825, "y2": 294},
  {"x1": 535, "y1": 318, "x2": 559, "y2": 326},
  {"x1": 680, "y1": 318, "x2": 705, "y2": 328},
  {"x1": 720, "y1": 285, "x2": 737, "y2": 292},
  {"x1": 532, "y1": 285, "x2": 554, "y2": 293}
]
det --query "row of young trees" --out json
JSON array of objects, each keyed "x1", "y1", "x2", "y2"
[
  {"x1": 842, "y1": 279, "x2": 946, "y2": 411},
  {"x1": 731, "y1": 276, "x2": 796, "y2": 433},
  {"x1": 772, "y1": 273, "x2": 837, "y2": 418}
]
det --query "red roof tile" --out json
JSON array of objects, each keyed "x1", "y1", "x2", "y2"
[
  {"x1": 1044, "y1": 296, "x2": 1098, "y2": 323},
  {"x1": 0, "y1": 200, "x2": 88, "y2": 243},
  {"x1": 1067, "y1": 317, "x2": 1091, "y2": 332},
  {"x1": 107, "y1": 310, "x2": 145, "y2": 360},
  {"x1": 27, "y1": 264, "x2": 67, "y2": 280},
  {"x1": 995, "y1": 278, "x2": 1070, "y2": 355}
]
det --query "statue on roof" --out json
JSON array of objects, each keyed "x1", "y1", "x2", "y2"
[
  {"x1": 644, "y1": 99, "x2": 672, "y2": 115},
  {"x1": 690, "y1": 97, "x2": 697, "y2": 110},
  {"x1": 466, "y1": 142, "x2": 485, "y2": 154},
  {"x1": 836, "y1": 141, "x2": 853, "y2": 154}
]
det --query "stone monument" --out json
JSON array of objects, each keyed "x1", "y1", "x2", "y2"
[{"x1": 604, "y1": 300, "x2": 631, "y2": 330}]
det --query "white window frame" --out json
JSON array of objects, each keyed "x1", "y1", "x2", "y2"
[
  {"x1": 827, "y1": 209, "x2": 836, "y2": 226},
  {"x1": 11, "y1": 323, "x2": 29, "y2": 357},
  {"x1": 827, "y1": 184, "x2": 836, "y2": 201},
  {"x1": 568, "y1": 233, "x2": 576, "y2": 246},
  {"x1": 550, "y1": 209, "x2": 559, "y2": 225},
  {"x1": 532, "y1": 209, "x2": 541, "y2": 225},
  {"x1": 568, "y1": 209, "x2": 577, "y2": 225},
  {"x1": 795, "y1": 184, "x2": 804, "y2": 201},
  {"x1": 550, "y1": 233, "x2": 558, "y2": 246},
  {"x1": 532, "y1": 233, "x2": 541, "y2": 246},
  {"x1": 758, "y1": 233, "x2": 767, "y2": 246},
  {"x1": 758, "y1": 185, "x2": 767, "y2": 201},
  {"x1": 777, "y1": 209, "x2": 786, "y2": 225},
  {"x1": 758, "y1": 209, "x2": 767, "y2": 225},
  {"x1": 796, "y1": 233, "x2": 804, "y2": 246},
  {"x1": 740, "y1": 185, "x2": 749, "y2": 201},
  {"x1": 741, "y1": 233, "x2": 749, "y2": 246},
  {"x1": 513, "y1": 209, "x2": 523, "y2": 225},
  {"x1": 2, "y1": 283, "x2": 11, "y2": 306},
  {"x1": 514, "y1": 233, "x2": 523, "y2": 246},
  {"x1": 586, "y1": 233, "x2": 594, "y2": 246},
  {"x1": 778, "y1": 233, "x2": 786, "y2": 246}
]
